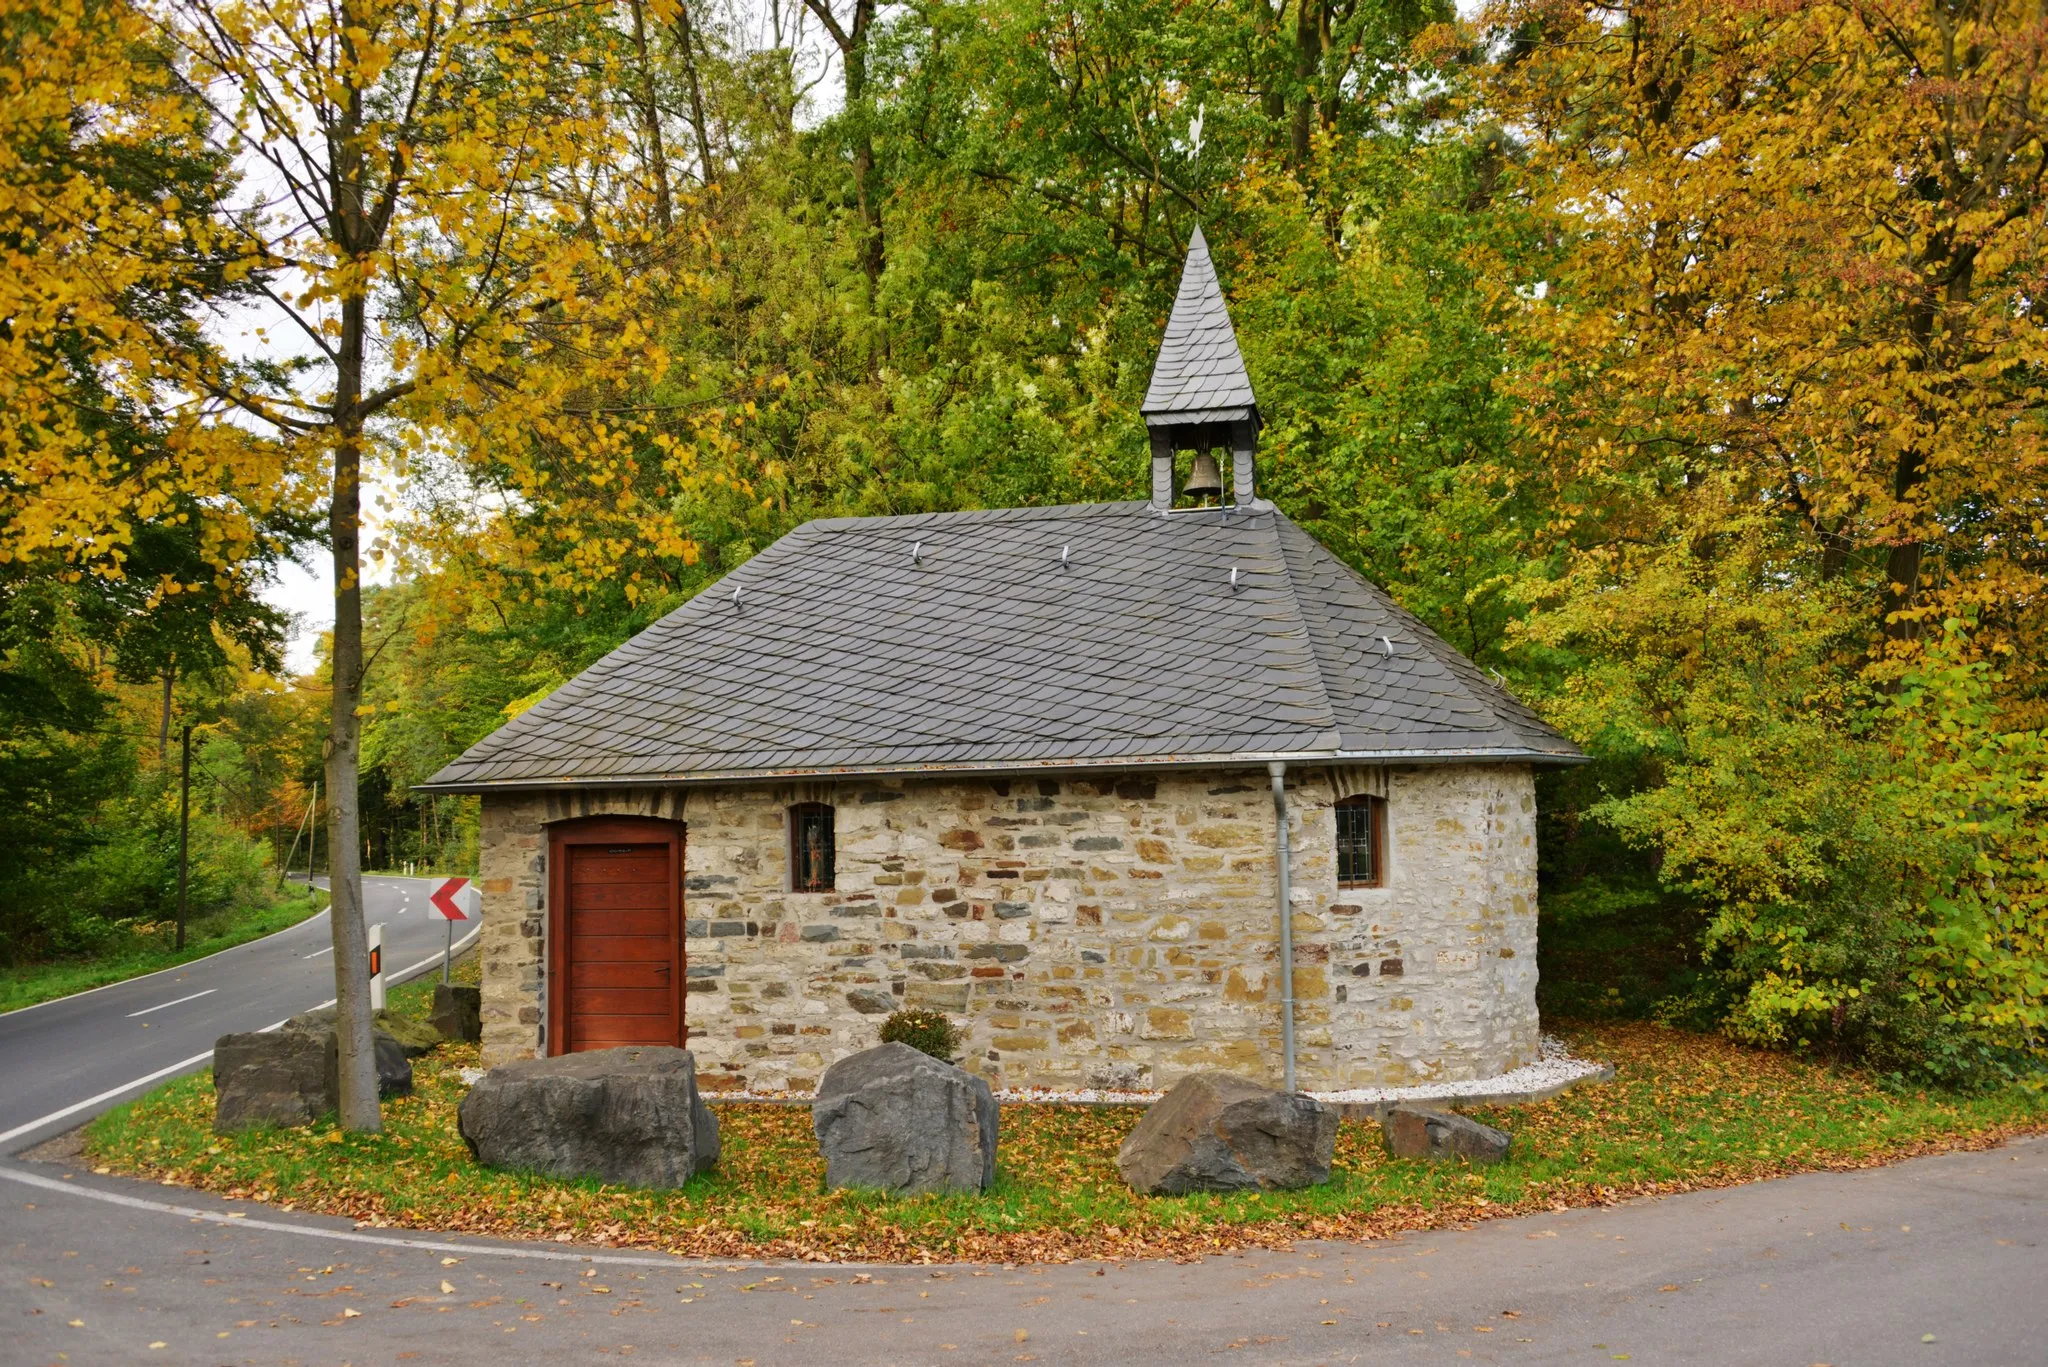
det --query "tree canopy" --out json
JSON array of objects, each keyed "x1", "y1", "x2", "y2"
[{"x1": 3, "y1": 0, "x2": 2043, "y2": 1084}]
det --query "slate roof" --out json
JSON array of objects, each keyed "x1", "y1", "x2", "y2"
[
  {"x1": 421, "y1": 502, "x2": 1583, "y2": 792},
  {"x1": 1140, "y1": 226, "x2": 1258, "y2": 426}
]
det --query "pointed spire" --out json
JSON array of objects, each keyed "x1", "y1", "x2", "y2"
[{"x1": 1141, "y1": 225, "x2": 1258, "y2": 426}]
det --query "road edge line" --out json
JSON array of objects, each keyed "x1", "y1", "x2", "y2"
[
  {"x1": 0, "y1": 1051, "x2": 217, "y2": 1150},
  {"x1": 0, "y1": 1164, "x2": 696, "y2": 1267}
]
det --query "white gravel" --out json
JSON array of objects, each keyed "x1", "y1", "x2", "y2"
[
  {"x1": 1305, "y1": 1035, "x2": 1607, "y2": 1106},
  {"x1": 694, "y1": 1035, "x2": 1607, "y2": 1106}
]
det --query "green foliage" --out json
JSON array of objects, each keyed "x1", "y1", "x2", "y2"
[
  {"x1": 0, "y1": 580, "x2": 133, "y2": 933},
  {"x1": 73, "y1": 507, "x2": 293, "y2": 691},
  {"x1": 0, "y1": 572, "x2": 296, "y2": 965},
  {"x1": 879, "y1": 1008, "x2": 962, "y2": 1062},
  {"x1": 13, "y1": 0, "x2": 2038, "y2": 1092},
  {"x1": 6, "y1": 784, "x2": 275, "y2": 963},
  {"x1": 1524, "y1": 498, "x2": 2047, "y2": 1081}
]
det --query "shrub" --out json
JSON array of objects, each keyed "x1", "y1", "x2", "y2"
[
  {"x1": 879, "y1": 1008, "x2": 961, "y2": 1062},
  {"x1": 0, "y1": 786, "x2": 275, "y2": 964},
  {"x1": 1546, "y1": 592, "x2": 2048, "y2": 1086}
]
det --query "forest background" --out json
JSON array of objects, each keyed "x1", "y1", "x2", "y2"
[{"x1": 5, "y1": 0, "x2": 2045, "y2": 1086}]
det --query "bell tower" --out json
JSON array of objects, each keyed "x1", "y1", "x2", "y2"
[{"x1": 1141, "y1": 226, "x2": 1262, "y2": 512}]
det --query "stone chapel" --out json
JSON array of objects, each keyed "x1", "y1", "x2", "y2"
[{"x1": 423, "y1": 227, "x2": 1584, "y2": 1094}]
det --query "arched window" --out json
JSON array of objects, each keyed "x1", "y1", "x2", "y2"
[
  {"x1": 789, "y1": 802, "x2": 835, "y2": 892},
  {"x1": 1334, "y1": 794, "x2": 1386, "y2": 889}
]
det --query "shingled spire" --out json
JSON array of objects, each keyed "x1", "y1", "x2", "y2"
[{"x1": 1143, "y1": 226, "x2": 1261, "y2": 511}]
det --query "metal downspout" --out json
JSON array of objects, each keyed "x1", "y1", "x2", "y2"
[{"x1": 1268, "y1": 760, "x2": 1296, "y2": 1093}]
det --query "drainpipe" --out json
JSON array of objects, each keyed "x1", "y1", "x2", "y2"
[{"x1": 1268, "y1": 760, "x2": 1296, "y2": 1093}]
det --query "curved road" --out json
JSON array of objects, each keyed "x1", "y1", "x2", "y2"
[
  {"x1": 2, "y1": 885, "x2": 2041, "y2": 1362},
  {"x1": 0, "y1": 1132, "x2": 2040, "y2": 1363},
  {"x1": 0, "y1": 875, "x2": 479, "y2": 1155}
]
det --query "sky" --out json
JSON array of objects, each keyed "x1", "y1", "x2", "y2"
[{"x1": 266, "y1": 556, "x2": 334, "y2": 676}]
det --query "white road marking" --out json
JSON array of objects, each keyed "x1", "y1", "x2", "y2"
[
  {"x1": 125, "y1": 989, "x2": 217, "y2": 1018},
  {"x1": 303, "y1": 946, "x2": 333, "y2": 959},
  {"x1": 0, "y1": 1165, "x2": 706, "y2": 1266}
]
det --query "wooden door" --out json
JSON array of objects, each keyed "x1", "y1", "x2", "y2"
[{"x1": 547, "y1": 817, "x2": 684, "y2": 1054}]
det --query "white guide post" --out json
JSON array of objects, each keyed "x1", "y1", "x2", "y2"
[{"x1": 368, "y1": 922, "x2": 385, "y2": 1012}]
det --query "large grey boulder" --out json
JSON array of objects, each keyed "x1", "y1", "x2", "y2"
[
  {"x1": 213, "y1": 1029, "x2": 332, "y2": 1132},
  {"x1": 286, "y1": 1005, "x2": 440, "y2": 1059},
  {"x1": 326, "y1": 1030, "x2": 415, "y2": 1100},
  {"x1": 457, "y1": 1046, "x2": 719, "y2": 1188},
  {"x1": 1117, "y1": 1072, "x2": 1337, "y2": 1194},
  {"x1": 430, "y1": 983, "x2": 482, "y2": 1043},
  {"x1": 1381, "y1": 1104, "x2": 1511, "y2": 1164},
  {"x1": 212, "y1": 1022, "x2": 413, "y2": 1132},
  {"x1": 812, "y1": 1042, "x2": 997, "y2": 1193}
]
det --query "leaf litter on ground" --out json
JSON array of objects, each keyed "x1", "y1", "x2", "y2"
[{"x1": 82, "y1": 1020, "x2": 2048, "y2": 1264}]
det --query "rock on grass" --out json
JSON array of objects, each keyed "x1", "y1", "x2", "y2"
[
  {"x1": 1380, "y1": 1104, "x2": 1511, "y2": 1164},
  {"x1": 1117, "y1": 1072, "x2": 1337, "y2": 1194},
  {"x1": 457, "y1": 1046, "x2": 719, "y2": 1188},
  {"x1": 812, "y1": 1042, "x2": 997, "y2": 1193}
]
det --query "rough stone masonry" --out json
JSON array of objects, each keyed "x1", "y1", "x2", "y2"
[{"x1": 474, "y1": 762, "x2": 1539, "y2": 1094}]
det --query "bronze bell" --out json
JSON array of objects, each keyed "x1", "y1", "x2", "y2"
[{"x1": 1183, "y1": 450, "x2": 1224, "y2": 503}]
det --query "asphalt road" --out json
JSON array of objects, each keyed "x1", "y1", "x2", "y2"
[
  {"x1": 0, "y1": 875, "x2": 479, "y2": 1155},
  {"x1": 1, "y1": 1132, "x2": 2040, "y2": 1364}
]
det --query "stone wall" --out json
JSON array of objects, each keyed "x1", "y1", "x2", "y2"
[{"x1": 475, "y1": 763, "x2": 1540, "y2": 1092}]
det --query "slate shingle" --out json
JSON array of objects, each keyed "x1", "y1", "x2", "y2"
[
  {"x1": 420, "y1": 501, "x2": 1583, "y2": 791},
  {"x1": 1140, "y1": 226, "x2": 1257, "y2": 423}
]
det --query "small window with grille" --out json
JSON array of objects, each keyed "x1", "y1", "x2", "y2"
[
  {"x1": 790, "y1": 802, "x2": 835, "y2": 892},
  {"x1": 1335, "y1": 794, "x2": 1386, "y2": 889}
]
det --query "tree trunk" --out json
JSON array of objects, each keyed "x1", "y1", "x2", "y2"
[
  {"x1": 628, "y1": 0, "x2": 674, "y2": 232},
  {"x1": 325, "y1": 43, "x2": 381, "y2": 1134},
  {"x1": 1291, "y1": 0, "x2": 1323, "y2": 167},
  {"x1": 845, "y1": 16, "x2": 884, "y2": 303},
  {"x1": 1255, "y1": 0, "x2": 1285, "y2": 134},
  {"x1": 673, "y1": 0, "x2": 716, "y2": 185}
]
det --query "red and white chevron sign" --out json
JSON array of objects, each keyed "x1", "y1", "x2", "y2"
[{"x1": 430, "y1": 876, "x2": 481, "y2": 921}]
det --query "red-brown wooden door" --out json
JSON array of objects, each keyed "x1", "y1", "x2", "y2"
[{"x1": 547, "y1": 817, "x2": 684, "y2": 1054}]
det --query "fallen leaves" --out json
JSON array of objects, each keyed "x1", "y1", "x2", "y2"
[{"x1": 75, "y1": 1023, "x2": 2048, "y2": 1266}]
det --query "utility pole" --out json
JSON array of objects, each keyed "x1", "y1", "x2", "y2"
[
  {"x1": 275, "y1": 780, "x2": 319, "y2": 892},
  {"x1": 176, "y1": 724, "x2": 193, "y2": 951}
]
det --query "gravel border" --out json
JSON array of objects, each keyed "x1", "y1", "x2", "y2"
[{"x1": 688, "y1": 1035, "x2": 1614, "y2": 1113}]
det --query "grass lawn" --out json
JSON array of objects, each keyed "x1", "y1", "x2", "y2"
[
  {"x1": 0, "y1": 885, "x2": 329, "y2": 1015},
  {"x1": 82, "y1": 994, "x2": 2048, "y2": 1263}
]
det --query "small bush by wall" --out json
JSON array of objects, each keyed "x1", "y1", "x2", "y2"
[{"x1": 879, "y1": 1008, "x2": 961, "y2": 1062}]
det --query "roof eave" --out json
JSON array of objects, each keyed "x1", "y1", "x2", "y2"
[
  {"x1": 414, "y1": 743, "x2": 1589, "y2": 795},
  {"x1": 1140, "y1": 404, "x2": 1258, "y2": 426}
]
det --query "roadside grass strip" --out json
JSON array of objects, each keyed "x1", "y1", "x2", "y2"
[{"x1": 83, "y1": 1019, "x2": 2048, "y2": 1264}]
